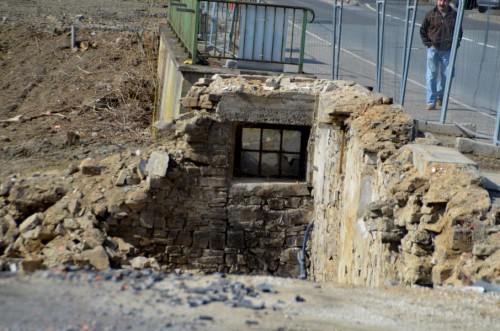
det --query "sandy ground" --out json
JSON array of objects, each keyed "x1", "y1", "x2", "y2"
[{"x1": 1, "y1": 268, "x2": 500, "y2": 331}]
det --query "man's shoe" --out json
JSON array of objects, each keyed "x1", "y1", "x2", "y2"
[
  {"x1": 426, "y1": 104, "x2": 435, "y2": 110},
  {"x1": 436, "y1": 98, "x2": 442, "y2": 107}
]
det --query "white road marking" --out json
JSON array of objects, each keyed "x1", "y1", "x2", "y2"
[{"x1": 365, "y1": 3, "x2": 497, "y2": 49}]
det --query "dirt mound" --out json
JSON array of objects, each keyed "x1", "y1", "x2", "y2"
[{"x1": 0, "y1": 0, "x2": 164, "y2": 178}]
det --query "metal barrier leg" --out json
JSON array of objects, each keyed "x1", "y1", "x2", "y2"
[
  {"x1": 440, "y1": 0, "x2": 465, "y2": 124},
  {"x1": 375, "y1": 0, "x2": 386, "y2": 93},
  {"x1": 331, "y1": 0, "x2": 343, "y2": 80},
  {"x1": 399, "y1": 0, "x2": 418, "y2": 106},
  {"x1": 494, "y1": 94, "x2": 500, "y2": 146}
]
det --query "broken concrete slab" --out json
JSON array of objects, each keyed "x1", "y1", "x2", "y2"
[{"x1": 406, "y1": 144, "x2": 477, "y2": 175}]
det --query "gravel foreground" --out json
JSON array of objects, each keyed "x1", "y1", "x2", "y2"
[{"x1": 1, "y1": 267, "x2": 499, "y2": 331}]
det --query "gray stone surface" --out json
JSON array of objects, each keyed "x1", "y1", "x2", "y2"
[
  {"x1": 408, "y1": 144, "x2": 478, "y2": 174},
  {"x1": 146, "y1": 151, "x2": 170, "y2": 177}
]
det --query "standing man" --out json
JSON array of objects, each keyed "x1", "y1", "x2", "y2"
[{"x1": 420, "y1": 0, "x2": 462, "y2": 110}]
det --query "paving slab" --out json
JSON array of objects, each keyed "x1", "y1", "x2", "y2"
[{"x1": 407, "y1": 144, "x2": 477, "y2": 174}]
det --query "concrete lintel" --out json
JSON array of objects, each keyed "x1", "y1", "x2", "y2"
[
  {"x1": 407, "y1": 144, "x2": 477, "y2": 175},
  {"x1": 217, "y1": 93, "x2": 316, "y2": 126},
  {"x1": 414, "y1": 120, "x2": 476, "y2": 137}
]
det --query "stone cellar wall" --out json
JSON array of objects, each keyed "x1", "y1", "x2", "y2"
[{"x1": 3, "y1": 74, "x2": 497, "y2": 287}]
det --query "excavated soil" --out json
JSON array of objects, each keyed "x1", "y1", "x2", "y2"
[
  {"x1": 0, "y1": 0, "x2": 162, "y2": 178},
  {"x1": 1, "y1": 1, "x2": 499, "y2": 330}
]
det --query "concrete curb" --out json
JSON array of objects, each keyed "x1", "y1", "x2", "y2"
[
  {"x1": 414, "y1": 119, "x2": 476, "y2": 137},
  {"x1": 456, "y1": 137, "x2": 500, "y2": 158}
]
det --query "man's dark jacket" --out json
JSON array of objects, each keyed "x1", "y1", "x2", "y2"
[{"x1": 420, "y1": 6, "x2": 463, "y2": 51}]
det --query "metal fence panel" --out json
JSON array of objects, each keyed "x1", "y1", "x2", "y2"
[{"x1": 289, "y1": 2, "x2": 499, "y2": 139}]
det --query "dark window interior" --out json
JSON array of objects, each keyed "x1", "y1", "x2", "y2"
[{"x1": 234, "y1": 124, "x2": 310, "y2": 180}]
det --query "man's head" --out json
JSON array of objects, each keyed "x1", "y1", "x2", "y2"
[{"x1": 437, "y1": 0, "x2": 451, "y2": 12}]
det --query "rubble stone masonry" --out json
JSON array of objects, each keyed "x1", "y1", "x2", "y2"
[{"x1": 1, "y1": 75, "x2": 498, "y2": 287}]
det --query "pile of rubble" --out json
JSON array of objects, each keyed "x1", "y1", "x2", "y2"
[{"x1": 0, "y1": 148, "x2": 166, "y2": 272}]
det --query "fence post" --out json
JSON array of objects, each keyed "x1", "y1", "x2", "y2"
[
  {"x1": 298, "y1": 10, "x2": 308, "y2": 73},
  {"x1": 331, "y1": 0, "x2": 343, "y2": 80},
  {"x1": 375, "y1": 0, "x2": 386, "y2": 93},
  {"x1": 399, "y1": 0, "x2": 418, "y2": 106},
  {"x1": 440, "y1": 0, "x2": 465, "y2": 124},
  {"x1": 192, "y1": 1, "x2": 200, "y2": 63},
  {"x1": 494, "y1": 94, "x2": 500, "y2": 146}
]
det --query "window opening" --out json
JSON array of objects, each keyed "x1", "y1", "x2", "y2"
[{"x1": 234, "y1": 124, "x2": 310, "y2": 180}]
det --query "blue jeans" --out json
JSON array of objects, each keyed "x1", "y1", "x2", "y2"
[{"x1": 426, "y1": 47, "x2": 451, "y2": 106}]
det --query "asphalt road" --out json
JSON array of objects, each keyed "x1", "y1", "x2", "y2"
[{"x1": 271, "y1": 0, "x2": 500, "y2": 137}]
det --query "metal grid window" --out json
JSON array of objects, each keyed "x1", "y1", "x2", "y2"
[{"x1": 234, "y1": 124, "x2": 310, "y2": 180}]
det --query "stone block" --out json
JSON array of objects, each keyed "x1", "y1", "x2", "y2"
[
  {"x1": 196, "y1": 256, "x2": 224, "y2": 264},
  {"x1": 200, "y1": 166, "x2": 226, "y2": 177},
  {"x1": 137, "y1": 159, "x2": 147, "y2": 180},
  {"x1": 277, "y1": 264, "x2": 299, "y2": 278},
  {"x1": 229, "y1": 182, "x2": 311, "y2": 198},
  {"x1": 185, "y1": 132, "x2": 208, "y2": 143},
  {"x1": 115, "y1": 168, "x2": 129, "y2": 186},
  {"x1": 19, "y1": 213, "x2": 43, "y2": 233},
  {"x1": 175, "y1": 231, "x2": 193, "y2": 246},
  {"x1": 167, "y1": 218, "x2": 185, "y2": 230},
  {"x1": 82, "y1": 245, "x2": 110, "y2": 270},
  {"x1": 21, "y1": 226, "x2": 42, "y2": 240},
  {"x1": 153, "y1": 216, "x2": 166, "y2": 229},
  {"x1": 431, "y1": 264, "x2": 453, "y2": 285},
  {"x1": 19, "y1": 258, "x2": 44, "y2": 273},
  {"x1": 473, "y1": 243, "x2": 498, "y2": 257},
  {"x1": 166, "y1": 245, "x2": 182, "y2": 254},
  {"x1": 268, "y1": 198, "x2": 285, "y2": 210},
  {"x1": 280, "y1": 248, "x2": 300, "y2": 264},
  {"x1": 228, "y1": 205, "x2": 262, "y2": 223},
  {"x1": 285, "y1": 235, "x2": 303, "y2": 247},
  {"x1": 402, "y1": 253, "x2": 432, "y2": 285},
  {"x1": 365, "y1": 217, "x2": 394, "y2": 232},
  {"x1": 185, "y1": 247, "x2": 203, "y2": 258},
  {"x1": 79, "y1": 158, "x2": 104, "y2": 176},
  {"x1": 285, "y1": 197, "x2": 301, "y2": 209},
  {"x1": 246, "y1": 196, "x2": 263, "y2": 205},
  {"x1": 169, "y1": 255, "x2": 187, "y2": 264},
  {"x1": 192, "y1": 231, "x2": 210, "y2": 249},
  {"x1": 260, "y1": 237, "x2": 284, "y2": 248},
  {"x1": 225, "y1": 253, "x2": 238, "y2": 266},
  {"x1": 246, "y1": 253, "x2": 267, "y2": 270},
  {"x1": 209, "y1": 232, "x2": 225, "y2": 250},
  {"x1": 146, "y1": 151, "x2": 170, "y2": 177},
  {"x1": 451, "y1": 226, "x2": 472, "y2": 252},
  {"x1": 182, "y1": 96, "x2": 199, "y2": 108},
  {"x1": 227, "y1": 230, "x2": 245, "y2": 249},
  {"x1": 237, "y1": 254, "x2": 247, "y2": 265},
  {"x1": 139, "y1": 209, "x2": 154, "y2": 229},
  {"x1": 199, "y1": 94, "x2": 213, "y2": 109},
  {"x1": 198, "y1": 177, "x2": 227, "y2": 187}
]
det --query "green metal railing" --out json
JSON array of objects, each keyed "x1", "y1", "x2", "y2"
[{"x1": 168, "y1": 0, "x2": 315, "y2": 72}]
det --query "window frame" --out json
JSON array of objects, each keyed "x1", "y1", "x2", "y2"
[{"x1": 234, "y1": 123, "x2": 310, "y2": 180}]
